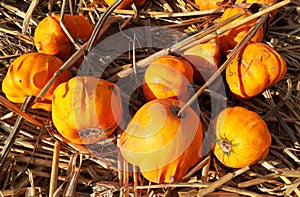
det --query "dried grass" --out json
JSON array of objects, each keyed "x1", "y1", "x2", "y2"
[{"x1": 0, "y1": 0, "x2": 299, "y2": 196}]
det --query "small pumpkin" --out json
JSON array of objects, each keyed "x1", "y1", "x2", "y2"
[
  {"x1": 34, "y1": 13, "x2": 93, "y2": 67},
  {"x1": 2, "y1": 52, "x2": 71, "y2": 111},
  {"x1": 226, "y1": 42, "x2": 286, "y2": 99},
  {"x1": 219, "y1": 7, "x2": 264, "y2": 55},
  {"x1": 235, "y1": 0, "x2": 277, "y2": 21},
  {"x1": 104, "y1": 0, "x2": 146, "y2": 9},
  {"x1": 143, "y1": 56, "x2": 194, "y2": 102},
  {"x1": 119, "y1": 98, "x2": 203, "y2": 183},
  {"x1": 51, "y1": 76, "x2": 123, "y2": 144},
  {"x1": 213, "y1": 106, "x2": 272, "y2": 168},
  {"x1": 194, "y1": 0, "x2": 233, "y2": 10},
  {"x1": 182, "y1": 38, "x2": 220, "y2": 82}
]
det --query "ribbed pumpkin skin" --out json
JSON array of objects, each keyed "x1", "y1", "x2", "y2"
[
  {"x1": 104, "y1": 0, "x2": 146, "y2": 9},
  {"x1": 119, "y1": 99, "x2": 203, "y2": 183},
  {"x1": 213, "y1": 106, "x2": 271, "y2": 168},
  {"x1": 52, "y1": 76, "x2": 123, "y2": 144},
  {"x1": 143, "y1": 56, "x2": 194, "y2": 102},
  {"x1": 34, "y1": 14, "x2": 93, "y2": 65},
  {"x1": 182, "y1": 38, "x2": 220, "y2": 82},
  {"x1": 226, "y1": 42, "x2": 286, "y2": 99},
  {"x1": 2, "y1": 53, "x2": 71, "y2": 111},
  {"x1": 219, "y1": 7, "x2": 264, "y2": 55}
]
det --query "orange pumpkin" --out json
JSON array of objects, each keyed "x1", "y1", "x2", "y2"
[
  {"x1": 182, "y1": 38, "x2": 220, "y2": 82},
  {"x1": 34, "y1": 14, "x2": 93, "y2": 67},
  {"x1": 213, "y1": 106, "x2": 272, "y2": 168},
  {"x1": 119, "y1": 98, "x2": 203, "y2": 183},
  {"x1": 226, "y1": 42, "x2": 286, "y2": 99},
  {"x1": 104, "y1": 0, "x2": 146, "y2": 9},
  {"x1": 194, "y1": 0, "x2": 232, "y2": 10},
  {"x1": 235, "y1": 0, "x2": 277, "y2": 21},
  {"x1": 143, "y1": 56, "x2": 194, "y2": 102},
  {"x1": 51, "y1": 76, "x2": 123, "y2": 144},
  {"x1": 2, "y1": 53, "x2": 71, "y2": 111},
  {"x1": 219, "y1": 7, "x2": 264, "y2": 55}
]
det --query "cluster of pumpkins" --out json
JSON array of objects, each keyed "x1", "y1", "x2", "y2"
[{"x1": 2, "y1": 0, "x2": 286, "y2": 184}]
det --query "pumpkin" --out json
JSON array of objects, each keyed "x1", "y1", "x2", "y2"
[
  {"x1": 213, "y1": 106, "x2": 272, "y2": 168},
  {"x1": 34, "y1": 13, "x2": 93, "y2": 67},
  {"x1": 182, "y1": 38, "x2": 220, "y2": 82},
  {"x1": 51, "y1": 76, "x2": 123, "y2": 144},
  {"x1": 2, "y1": 52, "x2": 71, "y2": 111},
  {"x1": 194, "y1": 0, "x2": 233, "y2": 10},
  {"x1": 219, "y1": 7, "x2": 264, "y2": 55},
  {"x1": 119, "y1": 98, "x2": 203, "y2": 183},
  {"x1": 226, "y1": 42, "x2": 286, "y2": 99},
  {"x1": 143, "y1": 56, "x2": 194, "y2": 102},
  {"x1": 235, "y1": 0, "x2": 277, "y2": 21},
  {"x1": 104, "y1": 0, "x2": 146, "y2": 9}
]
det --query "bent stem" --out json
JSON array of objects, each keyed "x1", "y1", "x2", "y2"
[{"x1": 219, "y1": 139, "x2": 232, "y2": 154}]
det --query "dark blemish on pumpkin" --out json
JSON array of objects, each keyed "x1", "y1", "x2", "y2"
[
  {"x1": 17, "y1": 59, "x2": 25, "y2": 72},
  {"x1": 19, "y1": 79, "x2": 22, "y2": 83},
  {"x1": 79, "y1": 128, "x2": 104, "y2": 139}
]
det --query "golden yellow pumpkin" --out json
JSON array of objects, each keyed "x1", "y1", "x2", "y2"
[
  {"x1": 182, "y1": 38, "x2": 220, "y2": 82},
  {"x1": 2, "y1": 53, "x2": 71, "y2": 111},
  {"x1": 226, "y1": 42, "x2": 286, "y2": 99},
  {"x1": 120, "y1": 99, "x2": 203, "y2": 183},
  {"x1": 235, "y1": 0, "x2": 277, "y2": 21},
  {"x1": 34, "y1": 13, "x2": 93, "y2": 67},
  {"x1": 52, "y1": 76, "x2": 123, "y2": 144},
  {"x1": 219, "y1": 7, "x2": 264, "y2": 55},
  {"x1": 213, "y1": 106, "x2": 272, "y2": 168},
  {"x1": 143, "y1": 55, "x2": 194, "y2": 102}
]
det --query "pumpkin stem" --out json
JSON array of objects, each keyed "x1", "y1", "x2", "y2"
[
  {"x1": 219, "y1": 139, "x2": 232, "y2": 153},
  {"x1": 170, "y1": 106, "x2": 186, "y2": 119}
]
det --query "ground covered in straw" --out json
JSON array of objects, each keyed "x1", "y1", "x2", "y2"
[{"x1": 0, "y1": 0, "x2": 300, "y2": 196}]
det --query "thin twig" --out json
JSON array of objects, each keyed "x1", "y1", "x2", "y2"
[
  {"x1": 0, "y1": 96, "x2": 43, "y2": 128},
  {"x1": 85, "y1": 0, "x2": 124, "y2": 53},
  {"x1": 49, "y1": 141, "x2": 60, "y2": 197},
  {"x1": 22, "y1": 0, "x2": 39, "y2": 34},
  {"x1": 197, "y1": 166, "x2": 250, "y2": 196},
  {"x1": 0, "y1": 96, "x2": 35, "y2": 170},
  {"x1": 177, "y1": 13, "x2": 269, "y2": 116}
]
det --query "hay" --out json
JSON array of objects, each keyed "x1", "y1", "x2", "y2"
[{"x1": 0, "y1": 0, "x2": 299, "y2": 196}]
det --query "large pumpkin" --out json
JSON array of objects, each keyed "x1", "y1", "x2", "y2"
[
  {"x1": 226, "y1": 42, "x2": 286, "y2": 99},
  {"x1": 219, "y1": 7, "x2": 264, "y2": 55},
  {"x1": 51, "y1": 76, "x2": 123, "y2": 144},
  {"x1": 119, "y1": 99, "x2": 203, "y2": 183},
  {"x1": 2, "y1": 52, "x2": 71, "y2": 111},
  {"x1": 235, "y1": 0, "x2": 277, "y2": 21},
  {"x1": 34, "y1": 14, "x2": 93, "y2": 67},
  {"x1": 182, "y1": 38, "x2": 220, "y2": 82},
  {"x1": 104, "y1": 0, "x2": 146, "y2": 9},
  {"x1": 213, "y1": 106, "x2": 271, "y2": 168},
  {"x1": 143, "y1": 56, "x2": 194, "y2": 102}
]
